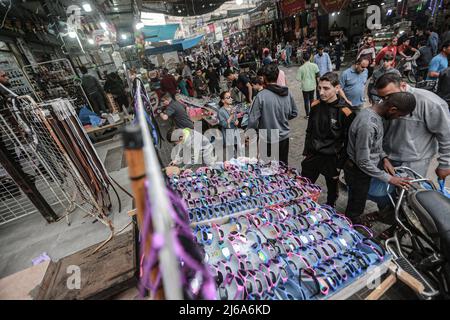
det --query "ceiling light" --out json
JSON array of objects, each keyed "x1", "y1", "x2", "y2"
[
  {"x1": 398, "y1": 0, "x2": 402, "y2": 2},
  {"x1": 236, "y1": 0, "x2": 244, "y2": 5},
  {"x1": 68, "y1": 31, "x2": 77, "y2": 38},
  {"x1": 338, "y1": 12, "x2": 340, "y2": 15},
  {"x1": 88, "y1": 38, "x2": 95, "y2": 44},
  {"x1": 381, "y1": 2, "x2": 385, "y2": 5},
  {"x1": 82, "y1": 3, "x2": 92, "y2": 12},
  {"x1": 136, "y1": 21, "x2": 144, "y2": 30},
  {"x1": 178, "y1": 9, "x2": 182, "y2": 13},
  {"x1": 121, "y1": 33, "x2": 128, "y2": 40},
  {"x1": 358, "y1": 4, "x2": 361, "y2": 7},
  {"x1": 332, "y1": 12, "x2": 335, "y2": 16},
  {"x1": 114, "y1": 8, "x2": 119, "y2": 11},
  {"x1": 100, "y1": 21, "x2": 107, "y2": 30}
]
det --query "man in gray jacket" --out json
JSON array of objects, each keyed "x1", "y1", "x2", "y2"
[
  {"x1": 247, "y1": 63, "x2": 298, "y2": 164},
  {"x1": 375, "y1": 73, "x2": 450, "y2": 180},
  {"x1": 345, "y1": 92, "x2": 415, "y2": 222}
]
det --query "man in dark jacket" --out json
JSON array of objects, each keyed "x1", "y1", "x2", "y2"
[
  {"x1": 301, "y1": 72, "x2": 355, "y2": 207},
  {"x1": 80, "y1": 66, "x2": 108, "y2": 114},
  {"x1": 205, "y1": 65, "x2": 220, "y2": 95},
  {"x1": 247, "y1": 63, "x2": 298, "y2": 164}
]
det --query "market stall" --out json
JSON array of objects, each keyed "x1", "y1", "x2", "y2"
[{"x1": 126, "y1": 79, "x2": 391, "y2": 301}]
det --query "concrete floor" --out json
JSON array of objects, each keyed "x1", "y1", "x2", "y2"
[
  {"x1": 0, "y1": 62, "x2": 442, "y2": 299},
  {"x1": 0, "y1": 135, "x2": 133, "y2": 279}
]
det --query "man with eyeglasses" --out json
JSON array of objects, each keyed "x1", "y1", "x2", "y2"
[
  {"x1": 375, "y1": 73, "x2": 450, "y2": 180},
  {"x1": 339, "y1": 57, "x2": 370, "y2": 113}
]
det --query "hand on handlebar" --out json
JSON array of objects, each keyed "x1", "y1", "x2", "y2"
[
  {"x1": 389, "y1": 176, "x2": 412, "y2": 189},
  {"x1": 383, "y1": 158, "x2": 396, "y2": 175}
]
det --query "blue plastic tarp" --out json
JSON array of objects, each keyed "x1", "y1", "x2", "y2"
[
  {"x1": 142, "y1": 24, "x2": 180, "y2": 42},
  {"x1": 145, "y1": 35, "x2": 205, "y2": 56}
]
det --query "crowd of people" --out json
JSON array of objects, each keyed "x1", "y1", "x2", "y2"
[{"x1": 157, "y1": 23, "x2": 450, "y2": 230}]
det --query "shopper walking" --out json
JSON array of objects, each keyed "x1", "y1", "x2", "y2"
[
  {"x1": 80, "y1": 66, "x2": 108, "y2": 114},
  {"x1": 296, "y1": 52, "x2": 320, "y2": 119},
  {"x1": 416, "y1": 40, "x2": 433, "y2": 81},
  {"x1": 357, "y1": 36, "x2": 376, "y2": 78},
  {"x1": 339, "y1": 57, "x2": 370, "y2": 113},
  {"x1": 193, "y1": 68, "x2": 209, "y2": 98},
  {"x1": 427, "y1": 41, "x2": 450, "y2": 80},
  {"x1": 426, "y1": 27, "x2": 440, "y2": 56},
  {"x1": 344, "y1": 92, "x2": 416, "y2": 224},
  {"x1": 334, "y1": 37, "x2": 343, "y2": 71},
  {"x1": 247, "y1": 63, "x2": 298, "y2": 165},
  {"x1": 285, "y1": 42, "x2": 293, "y2": 66},
  {"x1": 181, "y1": 62, "x2": 193, "y2": 81},
  {"x1": 205, "y1": 65, "x2": 221, "y2": 96},
  {"x1": 159, "y1": 93, "x2": 194, "y2": 130},
  {"x1": 301, "y1": 72, "x2": 354, "y2": 207},
  {"x1": 313, "y1": 45, "x2": 333, "y2": 76},
  {"x1": 375, "y1": 37, "x2": 398, "y2": 66}
]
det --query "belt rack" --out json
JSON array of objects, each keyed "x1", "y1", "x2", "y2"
[
  {"x1": 22, "y1": 58, "x2": 92, "y2": 111},
  {"x1": 0, "y1": 93, "x2": 115, "y2": 231}
]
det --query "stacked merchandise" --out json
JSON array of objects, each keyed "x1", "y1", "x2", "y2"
[
  {"x1": 23, "y1": 59, "x2": 91, "y2": 110},
  {"x1": 0, "y1": 52, "x2": 33, "y2": 96},
  {"x1": 168, "y1": 160, "x2": 386, "y2": 300}
]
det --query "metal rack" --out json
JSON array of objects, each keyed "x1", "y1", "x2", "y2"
[
  {"x1": 0, "y1": 92, "x2": 113, "y2": 228},
  {"x1": 22, "y1": 59, "x2": 92, "y2": 111}
]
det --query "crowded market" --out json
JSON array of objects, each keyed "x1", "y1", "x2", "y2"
[{"x1": 0, "y1": 0, "x2": 450, "y2": 304}]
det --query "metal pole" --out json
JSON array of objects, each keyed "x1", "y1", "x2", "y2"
[{"x1": 135, "y1": 82, "x2": 183, "y2": 300}]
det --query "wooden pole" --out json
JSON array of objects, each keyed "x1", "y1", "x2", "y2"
[{"x1": 123, "y1": 125, "x2": 164, "y2": 300}]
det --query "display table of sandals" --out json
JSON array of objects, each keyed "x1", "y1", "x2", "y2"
[{"x1": 167, "y1": 159, "x2": 390, "y2": 300}]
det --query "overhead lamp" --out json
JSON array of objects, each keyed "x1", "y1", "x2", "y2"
[
  {"x1": 88, "y1": 38, "x2": 95, "y2": 45},
  {"x1": 114, "y1": 7, "x2": 119, "y2": 11},
  {"x1": 381, "y1": 2, "x2": 385, "y2": 5},
  {"x1": 68, "y1": 31, "x2": 77, "y2": 38},
  {"x1": 82, "y1": 3, "x2": 92, "y2": 12},
  {"x1": 338, "y1": 12, "x2": 340, "y2": 15},
  {"x1": 332, "y1": 12, "x2": 335, "y2": 16},
  {"x1": 100, "y1": 21, "x2": 107, "y2": 30},
  {"x1": 121, "y1": 33, "x2": 128, "y2": 40},
  {"x1": 236, "y1": 0, "x2": 244, "y2": 5},
  {"x1": 178, "y1": 9, "x2": 182, "y2": 13},
  {"x1": 398, "y1": 0, "x2": 402, "y2": 2},
  {"x1": 136, "y1": 21, "x2": 144, "y2": 30}
]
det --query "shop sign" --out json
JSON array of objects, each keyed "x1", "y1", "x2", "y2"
[
  {"x1": 319, "y1": 0, "x2": 350, "y2": 14},
  {"x1": 280, "y1": 0, "x2": 306, "y2": 17}
]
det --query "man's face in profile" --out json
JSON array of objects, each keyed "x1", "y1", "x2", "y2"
[{"x1": 0, "y1": 71, "x2": 9, "y2": 86}]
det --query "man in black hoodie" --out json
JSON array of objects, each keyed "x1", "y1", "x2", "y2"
[
  {"x1": 247, "y1": 63, "x2": 298, "y2": 164},
  {"x1": 301, "y1": 72, "x2": 355, "y2": 207}
]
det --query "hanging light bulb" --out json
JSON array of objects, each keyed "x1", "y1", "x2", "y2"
[
  {"x1": 88, "y1": 38, "x2": 95, "y2": 45},
  {"x1": 100, "y1": 21, "x2": 107, "y2": 30},
  {"x1": 68, "y1": 31, "x2": 77, "y2": 38},
  {"x1": 236, "y1": 0, "x2": 244, "y2": 5},
  {"x1": 82, "y1": 3, "x2": 92, "y2": 12},
  {"x1": 136, "y1": 21, "x2": 144, "y2": 30}
]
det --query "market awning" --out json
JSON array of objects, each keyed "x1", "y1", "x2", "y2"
[
  {"x1": 145, "y1": 35, "x2": 204, "y2": 56},
  {"x1": 142, "y1": 24, "x2": 180, "y2": 42},
  {"x1": 173, "y1": 35, "x2": 204, "y2": 50}
]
